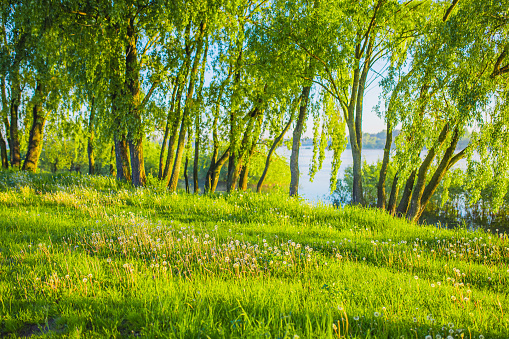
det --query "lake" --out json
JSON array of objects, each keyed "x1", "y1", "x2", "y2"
[{"x1": 275, "y1": 147, "x2": 470, "y2": 204}]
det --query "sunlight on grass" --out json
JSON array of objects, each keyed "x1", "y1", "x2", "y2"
[{"x1": 0, "y1": 172, "x2": 507, "y2": 338}]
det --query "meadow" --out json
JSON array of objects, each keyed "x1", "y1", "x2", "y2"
[{"x1": 0, "y1": 172, "x2": 507, "y2": 338}]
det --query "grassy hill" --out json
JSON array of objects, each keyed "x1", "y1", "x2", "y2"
[{"x1": 0, "y1": 172, "x2": 507, "y2": 338}]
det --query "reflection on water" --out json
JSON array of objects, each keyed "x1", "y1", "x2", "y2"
[
  {"x1": 275, "y1": 147, "x2": 504, "y2": 233},
  {"x1": 276, "y1": 148, "x2": 388, "y2": 203}
]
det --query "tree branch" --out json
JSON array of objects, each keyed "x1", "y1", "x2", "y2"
[{"x1": 443, "y1": 0, "x2": 460, "y2": 22}]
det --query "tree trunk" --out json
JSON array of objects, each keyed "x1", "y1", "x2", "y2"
[
  {"x1": 109, "y1": 144, "x2": 116, "y2": 177},
  {"x1": 168, "y1": 21, "x2": 206, "y2": 192},
  {"x1": 158, "y1": 79, "x2": 177, "y2": 179},
  {"x1": 114, "y1": 135, "x2": 131, "y2": 182},
  {"x1": 184, "y1": 156, "x2": 190, "y2": 193},
  {"x1": 414, "y1": 127, "x2": 463, "y2": 221},
  {"x1": 51, "y1": 157, "x2": 58, "y2": 173},
  {"x1": 205, "y1": 67, "x2": 232, "y2": 193},
  {"x1": 345, "y1": 41, "x2": 373, "y2": 205},
  {"x1": 0, "y1": 77, "x2": 9, "y2": 169},
  {"x1": 87, "y1": 97, "x2": 96, "y2": 175},
  {"x1": 126, "y1": 17, "x2": 146, "y2": 187},
  {"x1": 163, "y1": 25, "x2": 193, "y2": 183},
  {"x1": 377, "y1": 121, "x2": 393, "y2": 209},
  {"x1": 193, "y1": 113, "x2": 200, "y2": 193},
  {"x1": 257, "y1": 111, "x2": 296, "y2": 193},
  {"x1": 163, "y1": 84, "x2": 185, "y2": 183},
  {"x1": 210, "y1": 148, "x2": 230, "y2": 193},
  {"x1": 0, "y1": 129, "x2": 7, "y2": 169},
  {"x1": 193, "y1": 43, "x2": 208, "y2": 194},
  {"x1": 22, "y1": 84, "x2": 46, "y2": 173},
  {"x1": 387, "y1": 173, "x2": 399, "y2": 215},
  {"x1": 239, "y1": 116, "x2": 262, "y2": 191},
  {"x1": 226, "y1": 50, "x2": 243, "y2": 193},
  {"x1": 290, "y1": 83, "x2": 313, "y2": 196},
  {"x1": 0, "y1": 76, "x2": 10, "y2": 144},
  {"x1": 9, "y1": 67, "x2": 21, "y2": 168},
  {"x1": 406, "y1": 123, "x2": 450, "y2": 221},
  {"x1": 396, "y1": 170, "x2": 416, "y2": 216}
]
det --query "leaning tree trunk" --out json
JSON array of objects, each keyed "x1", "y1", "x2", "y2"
[
  {"x1": 163, "y1": 25, "x2": 193, "y2": 183},
  {"x1": 387, "y1": 174, "x2": 399, "y2": 215},
  {"x1": 87, "y1": 97, "x2": 96, "y2": 175},
  {"x1": 22, "y1": 84, "x2": 46, "y2": 173},
  {"x1": 239, "y1": 116, "x2": 262, "y2": 191},
  {"x1": 377, "y1": 121, "x2": 393, "y2": 209},
  {"x1": 289, "y1": 83, "x2": 313, "y2": 196},
  {"x1": 413, "y1": 127, "x2": 463, "y2": 221},
  {"x1": 406, "y1": 123, "x2": 450, "y2": 221},
  {"x1": 163, "y1": 84, "x2": 185, "y2": 184},
  {"x1": 210, "y1": 149, "x2": 230, "y2": 193},
  {"x1": 226, "y1": 51, "x2": 243, "y2": 193},
  {"x1": 158, "y1": 79, "x2": 178, "y2": 179},
  {"x1": 396, "y1": 170, "x2": 416, "y2": 216},
  {"x1": 257, "y1": 111, "x2": 296, "y2": 193},
  {"x1": 168, "y1": 21, "x2": 206, "y2": 192},
  {"x1": 205, "y1": 67, "x2": 232, "y2": 193}
]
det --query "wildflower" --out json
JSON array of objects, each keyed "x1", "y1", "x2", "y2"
[
  {"x1": 374, "y1": 312, "x2": 380, "y2": 317},
  {"x1": 414, "y1": 276, "x2": 419, "y2": 280},
  {"x1": 353, "y1": 316, "x2": 359, "y2": 321},
  {"x1": 425, "y1": 336, "x2": 432, "y2": 339},
  {"x1": 451, "y1": 296, "x2": 456, "y2": 301},
  {"x1": 431, "y1": 284, "x2": 435, "y2": 288},
  {"x1": 83, "y1": 278, "x2": 87, "y2": 283}
]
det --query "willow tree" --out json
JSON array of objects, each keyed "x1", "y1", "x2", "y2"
[
  {"x1": 276, "y1": 0, "x2": 421, "y2": 203},
  {"x1": 382, "y1": 0, "x2": 509, "y2": 222}
]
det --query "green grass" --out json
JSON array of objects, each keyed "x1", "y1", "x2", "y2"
[{"x1": 0, "y1": 172, "x2": 507, "y2": 338}]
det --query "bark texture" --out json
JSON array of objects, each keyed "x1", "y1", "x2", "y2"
[
  {"x1": 168, "y1": 22, "x2": 206, "y2": 192},
  {"x1": 22, "y1": 85, "x2": 46, "y2": 172},
  {"x1": 114, "y1": 135, "x2": 131, "y2": 182},
  {"x1": 126, "y1": 17, "x2": 146, "y2": 187},
  {"x1": 87, "y1": 97, "x2": 95, "y2": 175},
  {"x1": 289, "y1": 84, "x2": 312, "y2": 196},
  {"x1": 377, "y1": 121, "x2": 393, "y2": 209}
]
